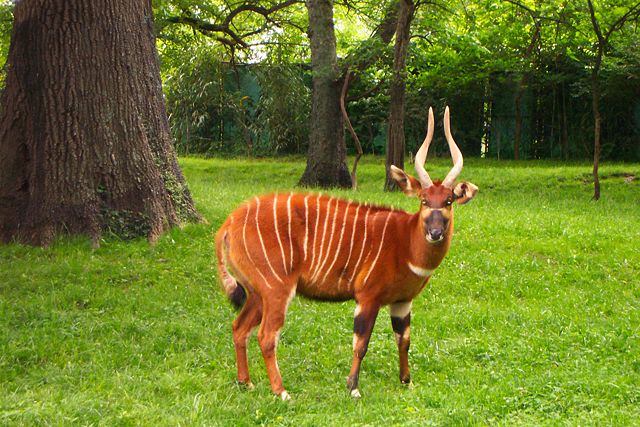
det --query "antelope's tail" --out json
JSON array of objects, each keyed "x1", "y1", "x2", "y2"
[{"x1": 215, "y1": 224, "x2": 246, "y2": 310}]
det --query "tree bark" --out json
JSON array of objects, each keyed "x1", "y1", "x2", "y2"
[
  {"x1": 587, "y1": 0, "x2": 605, "y2": 201},
  {"x1": 384, "y1": 0, "x2": 414, "y2": 191},
  {"x1": 0, "y1": 0, "x2": 200, "y2": 246},
  {"x1": 298, "y1": 0, "x2": 351, "y2": 188}
]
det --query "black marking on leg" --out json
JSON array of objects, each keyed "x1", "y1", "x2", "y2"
[
  {"x1": 353, "y1": 314, "x2": 368, "y2": 336},
  {"x1": 391, "y1": 314, "x2": 410, "y2": 335},
  {"x1": 230, "y1": 284, "x2": 247, "y2": 309}
]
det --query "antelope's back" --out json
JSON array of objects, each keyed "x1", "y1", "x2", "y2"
[{"x1": 222, "y1": 193, "x2": 402, "y2": 300}]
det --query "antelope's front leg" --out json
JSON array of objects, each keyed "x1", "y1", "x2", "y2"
[
  {"x1": 390, "y1": 301, "x2": 412, "y2": 384},
  {"x1": 347, "y1": 302, "x2": 380, "y2": 398}
]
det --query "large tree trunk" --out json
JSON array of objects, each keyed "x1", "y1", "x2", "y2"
[
  {"x1": 384, "y1": 0, "x2": 414, "y2": 191},
  {"x1": 0, "y1": 0, "x2": 200, "y2": 246},
  {"x1": 299, "y1": 0, "x2": 351, "y2": 188}
]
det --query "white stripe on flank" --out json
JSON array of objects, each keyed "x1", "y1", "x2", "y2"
[
  {"x1": 303, "y1": 194, "x2": 310, "y2": 261},
  {"x1": 243, "y1": 201, "x2": 271, "y2": 289},
  {"x1": 342, "y1": 204, "x2": 361, "y2": 286},
  {"x1": 312, "y1": 198, "x2": 340, "y2": 282},
  {"x1": 273, "y1": 194, "x2": 288, "y2": 274},
  {"x1": 407, "y1": 262, "x2": 432, "y2": 278},
  {"x1": 310, "y1": 194, "x2": 322, "y2": 271},
  {"x1": 321, "y1": 201, "x2": 352, "y2": 284},
  {"x1": 362, "y1": 211, "x2": 393, "y2": 286},
  {"x1": 287, "y1": 193, "x2": 294, "y2": 272},
  {"x1": 255, "y1": 197, "x2": 284, "y2": 284},
  {"x1": 348, "y1": 207, "x2": 372, "y2": 284},
  {"x1": 312, "y1": 197, "x2": 333, "y2": 279}
]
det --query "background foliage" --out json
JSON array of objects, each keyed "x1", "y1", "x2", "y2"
[
  {"x1": 152, "y1": 0, "x2": 640, "y2": 160},
  {"x1": 0, "y1": 1, "x2": 637, "y2": 159}
]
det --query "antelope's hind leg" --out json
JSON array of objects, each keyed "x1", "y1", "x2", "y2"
[
  {"x1": 232, "y1": 290, "x2": 263, "y2": 389},
  {"x1": 257, "y1": 286, "x2": 296, "y2": 401}
]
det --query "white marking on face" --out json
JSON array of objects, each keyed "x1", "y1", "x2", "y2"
[
  {"x1": 273, "y1": 194, "x2": 288, "y2": 274},
  {"x1": 287, "y1": 193, "x2": 294, "y2": 272},
  {"x1": 390, "y1": 301, "x2": 412, "y2": 318},
  {"x1": 303, "y1": 194, "x2": 310, "y2": 261},
  {"x1": 243, "y1": 201, "x2": 272, "y2": 289},
  {"x1": 348, "y1": 207, "x2": 371, "y2": 284},
  {"x1": 407, "y1": 262, "x2": 432, "y2": 278},
  {"x1": 362, "y1": 211, "x2": 393, "y2": 286},
  {"x1": 321, "y1": 201, "x2": 352, "y2": 284},
  {"x1": 255, "y1": 197, "x2": 284, "y2": 284}
]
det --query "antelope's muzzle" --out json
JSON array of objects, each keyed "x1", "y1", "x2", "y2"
[{"x1": 425, "y1": 210, "x2": 447, "y2": 243}]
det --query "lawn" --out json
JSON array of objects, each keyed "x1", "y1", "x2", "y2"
[{"x1": 1, "y1": 156, "x2": 639, "y2": 425}]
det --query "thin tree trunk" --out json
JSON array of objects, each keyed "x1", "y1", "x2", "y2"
[
  {"x1": 514, "y1": 90, "x2": 523, "y2": 160},
  {"x1": 299, "y1": 0, "x2": 351, "y2": 188},
  {"x1": 385, "y1": 0, "x2": 414, "y2": 191},
  {"x1": 340, "y1": 70, "x2": 363, "y2": 190},
  {"x1": 561, "y1": 83, "x2": 569, "y2": 161},
  {"x1": 591, "y1": 69, "x2": 602, "y2": 200},
  {"x1": 0, "y1": 0, "x2": 199, "y2": 246}
]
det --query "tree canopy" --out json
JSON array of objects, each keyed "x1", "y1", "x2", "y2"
[{"x1": 1, "y1": 0, "x2": 638, "y2": 163}]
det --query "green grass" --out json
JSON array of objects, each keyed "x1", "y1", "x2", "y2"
[{"x1": 1, "y1": 156, "x2": 639, "y2": 426}]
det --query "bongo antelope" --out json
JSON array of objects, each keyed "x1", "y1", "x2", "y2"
[{"x1": 215, "y1": 107, "x2": 478, "y2": 400}]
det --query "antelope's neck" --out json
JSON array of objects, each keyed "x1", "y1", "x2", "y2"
[{"x1": 408, "y1": 211, "x2": 454, "y2": 271}]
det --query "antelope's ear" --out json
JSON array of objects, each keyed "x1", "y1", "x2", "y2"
[
  {"x1": 390, "y1": 165, "x2": 422, "y2": 196},
  {"x1": 453, "y1": 182, "x2": 478, "y2": 204}
]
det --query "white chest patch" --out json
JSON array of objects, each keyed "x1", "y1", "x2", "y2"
[{"x1": 407, "y1": 262, "x2": 432, "y2": 278}]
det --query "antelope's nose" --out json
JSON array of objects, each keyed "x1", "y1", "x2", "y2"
[{"x1": 428, "y1": 229, "x2": 443, "y2": 242}]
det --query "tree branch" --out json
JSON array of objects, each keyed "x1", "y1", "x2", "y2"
[
  {"x1": 164, "y1": 15, "x2": 249, "y2": 48},
  {"x1": 346, "y1": 78, "x2": 386, "y2": 102},
  {"x1": 222, "y1": 0, "x2": 301, "y2": 27},
  {"x1": 587, "y1": 0, "x2": 605, "y2": 45},
  {"x1": 164, "y1": 0, "x2": 303, "y2": 49},
  {"x1": 605, "y1": 1, "x2": 640, "y2": 41},
  {"x1": 340, "y1": 70, "x2": 364, "y2": 190},
  {"x1": 502, "y1": 0, "x2": 568, "y2": 25}
]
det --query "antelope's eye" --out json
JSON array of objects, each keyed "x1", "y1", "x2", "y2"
[
  {"x1": 421, "y1": 199, "x2": 428, "y2": 206},
  {"x1": 446, "y1": 198, "x2": 453, "y2": 206}
]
